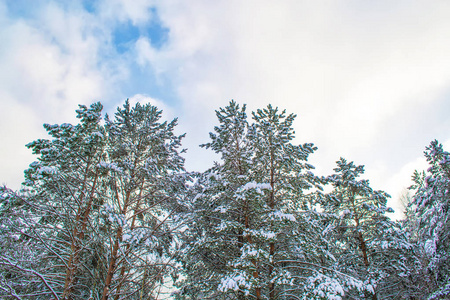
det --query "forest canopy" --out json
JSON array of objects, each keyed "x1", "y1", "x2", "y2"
[{"x1": 0, "y1": 100, "x2": 448, "y2": 299}]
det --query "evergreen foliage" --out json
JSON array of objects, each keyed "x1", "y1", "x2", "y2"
[
  {"x1": 0, "y1": 103, "x2": 107, "y2": 299},
  {"x1": 325, "y1": 158, "x2": 413, "y2": 299},
  {"x1": 0, "y1": 100, "x2": 448, "y2": 300},
  {"x1": 0, "y1": 100, "x2": 187, "y2": 300},
  {"x1": 175, "y1": 101, "x2": 258, "y2": 299},
  {"x1": 249, "y1": 104, "x2": 323, "y2": 299},
  {"x1": 406, "y1": 140, "x2": 450, "y2": 299},
  {"x1": 100, "y1": 100, "x2": 187, "y2": 300},
  {"x1": 178, "y1": 102, "x2": 361, "y2": 299}
]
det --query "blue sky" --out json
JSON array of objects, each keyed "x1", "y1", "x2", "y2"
[{"x1": 1, "y1": 0, "x2": 450, "y2": 218}]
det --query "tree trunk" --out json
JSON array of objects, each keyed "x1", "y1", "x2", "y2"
[
  {"x1": 102, "y1": 227, "x2": 123, "y2": 300},
  {"x1": 102, "y1": 187, "x2": 132, "y2": 300},
  {"x1": 268, "y1": 140, "x2": 275, "y2": 300},
  {"x1": 353, "y1": 193, "x2": 376, "y2": 300},
  {"x1": 102, "y1": 154, "x2": 140, "y2": 300},
  {"x1": 114, "y1": 182, "x2": 145, "y2": 300},
  {"x1": 62, "y1": 162, "x2": 99, "y2": 299},
  {"x1": 358, "y1": 231, "x2": 369, "y2": 267}
]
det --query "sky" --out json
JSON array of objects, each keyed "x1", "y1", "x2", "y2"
[{"x1": 1, "y1": 0, "x2": 450, "y2": 218}]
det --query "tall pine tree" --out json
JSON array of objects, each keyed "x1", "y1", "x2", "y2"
[
  {"x1": 176, "y1": 101, "x2": 260, "y2": 299},
  {"x1": 0, "y1": 100, "x2": 187, "y2": 300},
  {"x1": 178, "y1": 102, "x2": 342, "y2": 299},
  {"x1": 407, "y1": 140, "x2": 450, "y2": 299},
  {"x1": 250, "y1": 105, "x2": 331, "y2": 299},
  {"x1": 325, "y1": 158, "x2": 412, "y2": 299},
  {"x1": 100, "y1": 100, "x2": 186, "y2": 300},
  {"x1": 0, "y1": 103, "x2": 107, "y2": 299}
]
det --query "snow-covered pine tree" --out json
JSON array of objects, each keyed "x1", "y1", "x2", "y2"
[
  {"x1": 0, "y1": 100, "x2": 187, "y2": 300},
  {"x1": 250, "y1": 105, "x2": 332, "y2": 299},
  {"x1": 100, "y1": 100, "x2": 186, "y2": 300},
  {"x1": 325, "y1": 158, "x2": 412, "y2": 299},
  {"x1": 180, "y1": 103, "x2": 349, "y2": 299},
  {"x1": 407, "y1": 140, "x2": 450, "y2": 299},
  {"x1": 0, "y1": 103, "x2": 107, "y2": 299},
  {"x1": 175, "y1": 101, "x2": 263, "y2": 299}
]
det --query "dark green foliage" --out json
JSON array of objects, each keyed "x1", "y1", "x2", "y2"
[
  {"x1": 0, "y1": 100, "x2": 187, "y2": 300},
  {"x1": 0, "y1": 103, "x2": 106, "y2": 299},
  {"x1": 0, "y1": 100, "x2": 448, "y2": 300},
  {"x1": 100, "y1": 100, "x2": 187, "y2": 300},
  {"x1": 405, "y1": 140, "x2": 450, "y2": 299},
  {"x1": 324, "y1": 158, "x2": 416, "y2": 299}
]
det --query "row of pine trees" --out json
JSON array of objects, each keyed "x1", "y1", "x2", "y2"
[{"x1": 0, "y1": 100, "x2": 448, "y2": 299}]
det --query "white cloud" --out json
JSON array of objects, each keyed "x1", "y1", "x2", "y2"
[
  {"x1": 0, "y1": 93, "x2": 43, "y2": 188},
  {"x1": 0, "y1": 3, "x2": 110, "y2": 119},
  {"x1": 98, "y1": 0, "x2": 156, "y2": 25},
  {"x1": 138, "y1": 0, "x2": 450, "y2": 201},
  {"x1": 2, "y1": 0, "x2": 450, "y2": 211},
  {"x1": 0, "y1": 1, "x2": 125, "y2": 189},
  {"x1": 370, "y1": 155, "x2": 427, "y2": 219}
]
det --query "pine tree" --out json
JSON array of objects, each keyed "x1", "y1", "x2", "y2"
[
  {"x1": 178, "y1": 102, "x2": 343, "y2": 299},
  {"x1": 325, "y1": 158, "x2": 412, "y2": 299},
  {"x1": 250, "y1": 105, "x2": 332, "y2": 299},
  {"x1": 0, "y1": 100, "x2": 187, "y2": 300},
  {"x1": 407, "y1": 140, "x2": 450, "y2": 299},
  {"x1": 100, "y1": 100, "x2": 186, "y2": 300},
  {"x1": 176, "y1": 101, "x2": 260, "y2": 299},
  {"x1": 0, "y1": 103, "x2": 107, "y2": 299}
]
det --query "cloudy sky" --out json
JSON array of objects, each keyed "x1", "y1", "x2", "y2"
[{"x1": 1, "y1": 0, "x2": 450, "y2": 217}]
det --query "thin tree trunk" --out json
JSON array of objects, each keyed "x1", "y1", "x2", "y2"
[
  {"x1": 114, "y1": 182, "x2": 145, "y2": 300},
  {"x1": 102, "y1": 226, "x2": 123, "y2": 300},
  {"x1": 102, "y1": 155, "x2": 139, "y2": 300},
  {"x1": 139, "y1": 268, "x2": 148, "y2": 300},
  {"x1": 102, "y1": 184, "x2": 132, "y2": 300},
  {"x1": 358, "y1": 231, "x2": 369, "y2": 267},
  {"x1": 62, "y1": 161, "x2": 99, "y2": 299},
  {"x1": 268, "y1": 139, "x2": 275, "y2": 300},
  {"x1": 234, "y1": 134, "x2": 261, "y2": 299},
  {"x1": 352, "y1": 190, "x2": 376, "y2": 300},
  {"x1": 102, "y1": 186, "x2": 131, "y2": 300}
]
